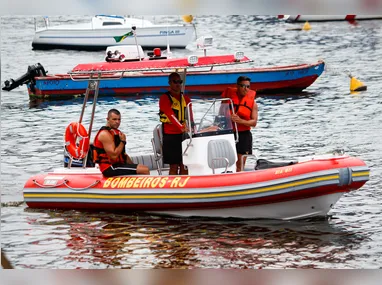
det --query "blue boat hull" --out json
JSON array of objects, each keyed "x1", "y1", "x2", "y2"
[{"x1": 28, "y1": 61, "x2": 325, "y2": 99}]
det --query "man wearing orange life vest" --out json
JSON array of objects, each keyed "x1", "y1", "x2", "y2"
[
  {"x1": 93, "y1": 109, "x2": 149, "y2": 177},
  {"x1": 159, "y1": 72, "x2": 192, "y2": 175},
  {"x1": 221, "y1": 76, "x2": 258, "y2": 172}
]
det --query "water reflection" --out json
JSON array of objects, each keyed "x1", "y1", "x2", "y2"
[{"x1": 23, "y1": 208, "x2": 368, "y2": 269}]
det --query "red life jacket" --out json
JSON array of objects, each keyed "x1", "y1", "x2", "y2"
[
  {"x1": 93, "y1": 126, "x2": 127, "y2": 172},
  {"x1": 222, "y1": 87, "x2": 256, "y2": 131}
]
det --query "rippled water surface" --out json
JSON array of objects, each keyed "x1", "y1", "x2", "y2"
[{"x1": 1, "y1": 15, "x2": 382, "y2": 268}]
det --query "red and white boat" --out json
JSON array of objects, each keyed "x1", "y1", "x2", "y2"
[
  {"x1": 278, "y1": 15, "x2": 382, "y2": 22},
  {"x1": 24, "y1": 151, "x2": 369, "y2": 220},
  {"x1": 2, "y1": 39, "x2": 325, "y2": 100},
  {"x1": 22, "y1": 49, "x2": 369, "y2": 220}
]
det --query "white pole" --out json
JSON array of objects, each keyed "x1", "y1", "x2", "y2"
[
  {"x1": 166, "y1": 17, "x2": 172, "y2": 58},
  {"x1": 132, "y1": 26, "x2": 141, "y2": 61}
]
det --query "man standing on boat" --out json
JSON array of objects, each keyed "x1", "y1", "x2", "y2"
[
  {"x1": 93, "y1": 109, "x2": 150, "y2": 177},
  {"x1": 159, "y1": 72, "x2": 192, "y2": 175},
  {"x1": 221, "y1": 76, "x2": 258, "y2": 172}
]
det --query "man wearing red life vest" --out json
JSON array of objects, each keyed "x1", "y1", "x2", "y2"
[
  {"x1": 221, "y1": 76, "x2": 258, "y2": 172},
  {"x1": 93, "y1": 109, "x2": 149, "y2": 177},
  {"x1": 159, "y1": 72, "x2": 192, "y2": 175}
]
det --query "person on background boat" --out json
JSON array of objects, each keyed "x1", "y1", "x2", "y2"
[
  {"x1": 93, "y1": 109, "x2": 150, "y2": 177},
  {"x1": 159, "y1": 72, "x2": 192, "y2": 175},
  {"x1": 221, "y1": 76, "x2": 258, "y2": 172}
]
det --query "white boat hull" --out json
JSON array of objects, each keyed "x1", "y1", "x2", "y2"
[
  {"x1": 32, "y1": 26, "x2": 195, "y2": 50},
  {"x1": 148, "y1": 193, "x2": 344, "y2": 220}
]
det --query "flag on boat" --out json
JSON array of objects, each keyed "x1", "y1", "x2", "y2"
[{"x1": 113, "y1": 31, "x2": 134, "y2": 43}]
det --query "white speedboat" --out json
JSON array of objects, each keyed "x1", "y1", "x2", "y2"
[{"x1": 32, "y1": 15, "x2": 195, "y2": 50}]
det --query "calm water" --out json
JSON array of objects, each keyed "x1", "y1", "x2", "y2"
[{"x1": 1, "y1": 15, "x2": 382, "y2": 269}]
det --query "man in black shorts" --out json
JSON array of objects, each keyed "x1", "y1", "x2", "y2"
[
  {"x1": 221, "y1": 76, "x2": 258, "y2": 172},
  {"x1": 158, "y1": 72, "x2": 192, "y2": 175},
  {"x1": 93, "y1": 109, "x2": 149, "y2": 177}
]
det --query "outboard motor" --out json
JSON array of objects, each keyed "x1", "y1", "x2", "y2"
[{"x1": 2, "y1": 63, "x2": 47, "y2": 92}]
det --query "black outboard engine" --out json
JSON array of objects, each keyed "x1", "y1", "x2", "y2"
[{"x1": 2, "y1": 63, "x2": 47, "y2": 92}]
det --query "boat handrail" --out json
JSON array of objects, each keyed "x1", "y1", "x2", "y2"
[
  {"x1": 68, "y1": 72, "x2": 124, "y2": 82},
  {"x1": 67, "y1": 59, "x2": 253, "y2": 81},
  {"x1": 33, "y1": 178, "x2": 100, "y2": 190},
  {"x1": 63, "y1": 179, "x2": 101, "y2": 191},
  {"x1": 211, "y1": 157, "x2": 230, "y2": 174},
  {"x1": 33, "y1": 179, "x2": 68, "y2": 188}
]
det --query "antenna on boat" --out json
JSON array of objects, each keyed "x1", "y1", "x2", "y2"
[
  {"x1": 132, "y1": 26, "x2": 142, "y2": 61},
  {"x1": 166, "y1": 17, "x2": 172, "y2": 58}
]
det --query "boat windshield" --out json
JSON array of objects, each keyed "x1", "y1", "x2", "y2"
[{"x1": 185, "y1": 98, "x2": 236, "y2": 138}]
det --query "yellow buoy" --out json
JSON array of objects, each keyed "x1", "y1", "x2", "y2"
[
  {"x1": 182, "y1": 15, "x2": 193, "y2": 23},
  {"x1": 302, "y1": 21, "x2": 311, "y2": 31},
  {"x1": 350, "y1": 76, "x2": 367, "y2": 91}
]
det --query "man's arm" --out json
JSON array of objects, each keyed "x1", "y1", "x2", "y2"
[
  {"x1": 98, "y1": 130, "x2": 126, "y2": 160},
  {"x1": 231, "y1": 101, "x2": 258, "y2": 127},
  {"x1": 125, "y1": 153, "x2": 134, "y2": 164}
]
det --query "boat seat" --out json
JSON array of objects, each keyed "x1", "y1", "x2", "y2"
[
  {"x1": 151, "y1": 124, "x2": 169, "y2": 175},
  {"x1": 207, "y1": 139, "x2": 236, "y2": 174},
  {"x1": 130, "y1": 154, "x2": 164, "y2": 171}
]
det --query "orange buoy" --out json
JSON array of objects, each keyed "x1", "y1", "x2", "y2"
[
  {"x1": 182, "y1": 15, "x2": 193, "y2": 23},
  {"x1": 65, "y1": 122, "x2": 89, "y2": 159},
  {"x1": 302, "y1": 21, "x2": 311, "y2": 30},
  {"x1": 350, "y1": 76, "x2": 367, "y2": 92}
]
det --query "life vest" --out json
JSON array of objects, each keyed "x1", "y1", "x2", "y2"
[
  {"x1": 223, "y1": 88, "x2": 256, "y2": 132},
  {"x1": 93, "y1": 126, "x2": 127, "y2": 171},
  {"x1": 159, "y1": 92, "x2": 187, "y2": 124}
]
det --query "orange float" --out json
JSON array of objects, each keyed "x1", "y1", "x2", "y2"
[{"x1": 65, "y1": 122, "x2": 89, "y2": 159}]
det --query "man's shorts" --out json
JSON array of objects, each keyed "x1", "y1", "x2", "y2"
[
  {"x1": 162, "y1": 133, "x2": 184, "y2": 165},
  {"x1": 102, "y1": 163, "x2": 138, "y2": 177},
  {"x1": 235, "y1": 130, "x2": 253, "y2": 155}
]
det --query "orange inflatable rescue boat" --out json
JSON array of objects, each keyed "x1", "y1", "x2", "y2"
[{"x1": 22, "y1": 50, "x2": 369, "y2": 220}]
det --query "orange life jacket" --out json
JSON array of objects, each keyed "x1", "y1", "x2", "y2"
[
  {"x1": 222, "y1": 88, "x2": 256, "y2": 131},
  {"x1": 93, "y1": 126, "x2": 127, "y2": 172}
]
